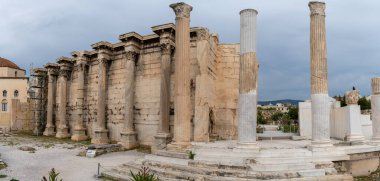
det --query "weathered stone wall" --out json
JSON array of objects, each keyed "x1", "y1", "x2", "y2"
[
  {"x1": 214, "y1": 44, "x2": 240, "y2": 140},
  {"x1": 45, "y1": 26, "x2": 240, "y2": 146}
]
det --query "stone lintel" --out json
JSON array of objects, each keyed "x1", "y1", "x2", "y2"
[
  {"x1": 32, "y1": 68, "x2": 47, "y2": 77},
  {"x1": 142, "y1": 34, "x2": 159, "y2": 41},
  {"x1": 152, "y1": 23, "x2": 175, "y2": 36},
  {"x1": 56, "y1": 56, "x2": 73, "y2": 65},
  {"x1": 91, "y1": 41, "x2": 113, "y2": 50},
  {"x1": 71, "y1": 51, "x2": 90, "y2": 58},
  {"x1": 191, "y1": 27, "x2": 210, "y2": 41},
  {"x1": 44, "y1": 63, "x2": 60, "y2": 75},
  {"x1": 119, "y1": 31, "x2": 143, "y2": 42}
]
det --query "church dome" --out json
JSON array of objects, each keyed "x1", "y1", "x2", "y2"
[{"x1": 0, "y1": 57, "x2": 21, "y2": 69}]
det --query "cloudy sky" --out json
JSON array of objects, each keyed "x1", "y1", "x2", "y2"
[{"x1": 1, "y1": 0, "x2": 379, "y2": 101}]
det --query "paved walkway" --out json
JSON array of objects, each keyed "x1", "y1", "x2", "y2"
[{"x1": 0, "y1": 135, "x2": 145, "y2": 181}]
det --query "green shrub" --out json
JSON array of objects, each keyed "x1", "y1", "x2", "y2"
[
  {"x1": 281, "y1": 124, "x2": 299, "y2": 133},
  {"x1": 130, "y1": 166, "x2": 159, "y2": 181},
  {"x1": 41, "y1": 168, "x2": 62, "y2": 181},
  {"x1": 188, "y1": 151, "x2": 196, "y2": 160}
]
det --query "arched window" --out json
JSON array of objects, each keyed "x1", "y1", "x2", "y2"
[
  {"x1": 2, "y1": 90, "x2": 7, "y2": 97},
  {"x1": 1, "y1": 99, "x2": 7, "y2": 112},
  {"x1": 14, "y1": 90, "x2": 19, "y2": 97}
]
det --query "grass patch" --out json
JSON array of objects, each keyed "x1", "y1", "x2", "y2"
[
  {"x1": 0, "y1": 174, "x2": 7, "y2": 178},
  {"x1": 136, "y1": 145, "x2": 151, "y2": 154},
  {"x1": 0, "y1": 162, "x2": 7, "y2": 170}
]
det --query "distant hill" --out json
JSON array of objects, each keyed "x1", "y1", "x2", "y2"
[{"x1": 258, "y1": 99, "x2": 303, "y2": 106}]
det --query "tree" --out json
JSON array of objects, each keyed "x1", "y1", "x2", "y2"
[
  {"x1": 257, "y1": 110, "x2": 266, "y2": 124},
  {"x1": 287, "y1": 107, "x2": 298, "y2": 120},
  {"x1": 358, "y1": 97, "x2": 371, "y2": 110},
  {"x1": 271, "y1": 112, "x2": 283, "y2": 122}
]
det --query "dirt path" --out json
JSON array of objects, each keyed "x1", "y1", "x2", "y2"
[{"x1": 0, "y1": 134, "x2": 145, "y2": 181}]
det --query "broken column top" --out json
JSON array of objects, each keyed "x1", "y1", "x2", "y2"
[
  {"x1": 239, "y1": 9, "x2": 258, "y2": 15},
  {"x1": 170, "y1": 2, "x2": 193, "y2": 18},
  {"x1": 372, "y1": 77, "x2": 380, "y2": 95},
  {"x1": 119, "y1": 32, "x2": 143, "y2": 43},
  {"x1": 91, "y1": 41, "x2": 113, "y2": 50},
  {"x1": 240, "y1": 8, "x2": 258, "y2": 54},
  {"x1": 152, "y1": 23, "x2": 175, "y2": 35}
]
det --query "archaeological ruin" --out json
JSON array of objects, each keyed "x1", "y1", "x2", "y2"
[{"x1": 7, "y1": 1, "x2": 380, "y2": 180}]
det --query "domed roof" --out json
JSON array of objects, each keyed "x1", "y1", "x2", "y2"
[{"x1": 0, "y1": 57, "x2": 21, "y2": 69}]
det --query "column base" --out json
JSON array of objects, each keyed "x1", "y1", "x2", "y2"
[
  {"x1": 152, "y1": 132, "x2": 172, "y2": 152},
  {"x1": 167, "y1": 141, "x2": 191, "y2": 152},
  {"x1": 369, "y1": 137, "x2": 380, "y2": 145},
  {"x1": 119, "y1": 131, "x2": 138, "y2": 149},
  {"x1": 233, "y1": 142, "x2": 259, "y2": 153},
  {"x1": 91, "y1": 129, "x2": 109, "y2": 144},
  {"x1": 71, "y1": 128, "x2": 88, "y2": 141},
  {"x1": 56, "y1": 127, "x2": 70, "y2": 138},
  {"x1": 43, "y1": 126, "x2": 56, "y2": 136},
  {"x1": 308, "y1": 140, "x2": 333, "y2": 151},
  {"x1": 345, "y1": 134, "x2": 365, "y2": 144}
]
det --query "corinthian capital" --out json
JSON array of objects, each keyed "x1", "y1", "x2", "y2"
[
  {"x1": 125, "y1": 51, "x2": 138, "y2": 62},
  {"x1": 170, "y1": 2, "x2": 193, "y2": 19},
  {"x1": 309, "y1": 1, "x2": 325, "y2": 16}
]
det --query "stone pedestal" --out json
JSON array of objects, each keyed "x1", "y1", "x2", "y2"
[
  {"x1": 237, "y1": 9, "x2": 259, "y2": 149},
  {"x1": 343, "y1": 105, "x2": 365, "y2": 143},
  {"x1": 168, "y1": 2, "x2": 193, "y2": 149},
  {"x1": 92, "y1": 129, "x2": 109, "y2": 144},
  {"x1": 371, "y1": 78, "x2": 380, "y2": 144},
  {"x1": 43, "y1": 64, "x2": 59, "y2": 136},
  {"x1": 309, "y1": 1, "x2": 332, "y2": 148},
  {"x1": 153, "y1": 133, "x2": 172, "y2": 152},
  {"x1": 120, "y1": 131, "x2": 138, "y2": 149}
]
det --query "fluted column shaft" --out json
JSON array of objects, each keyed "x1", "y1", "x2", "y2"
[
  {"x1": 309, "y1": 1, "x2": 331, "y2": 147},
  {"x1": 371, "y1": 77, "x2": 380, "y2": 143},
  {"x1": 44, "y1": 70, "x2": 57, "y2": 136},
  {"x1": 237, "y1": 9, "x2": 259, "y2": 147},
  {"x1": 119, "y1": 51, "x2": 139, "y2": 149},
  {"x1": 159, "y1": 43, "x2": 173, "y2": 134},
  {"x1": 71, "y1": 59, "x2": 88, "y2": 141},
  {"x1": 170, "y1": 2, "x2": 193, "y2": 147},
  {"x1": 97, "y1": 59, "x2": 107, "y2": 131},
  {"x1": 56, "y1": 69, "x2": 70, "y2": 138}
]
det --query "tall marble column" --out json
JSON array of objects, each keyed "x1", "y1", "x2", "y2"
[
  {"x1": 119, "y1": 50, "x2": 139, "y2": 149},
  {"x1": 237, "y1": 9, "x2": 259, "y2": 149},
  {"x1": 43, "y1": 64, "x2": 59, "y2": 136},
  {"x1": 56, "y1": 57, "x2": 73, "y2": 138},
  {"x1": 309, "y1": 1, "x2": 332, "y2": 147},
  {"x1": 71, "y1": 51, "x2": 89, "y2": 141},
  {"x1": 371, "y1": 77, "x2": 380, "y2": 143},
  {"x1": 168, "y1": 2, "x2": 193, "y2": 149},
  {"x1": 152, "y1": 24, "x2": 175, "y2": 150},
  {"x1": 91, "y1": 42, "x2": 112, "y2": 144}
]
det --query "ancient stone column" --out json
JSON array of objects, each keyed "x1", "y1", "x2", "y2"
[
  {"x1": 91, "y1": 42, "x2": 112, "y2": 144},
  {"x1": 56, "y1": 57, "x2": 73, "y2": 138},
  {"x1": 168, "y1": 2, "x2": 193, "y2": 149},
  {"x1": 71, "y1": 51, "x2": 89, "y2": 141},
  {"x1": 237, "y1": 9, "x2": 259, "y2": 148},
  {"x1": 43, "y1": 64, "x2": 59, "y2": 136},
  {"x1": 119, "y1": 50, "x2": 139, "y2": 149},
  {"x1": 309, "y1": 1, "x2": 332, "y2": 147},
  {"x1": 371, "y1": 77, "x2": 380, "y2": 143},
  {"x1": 152, "y1": 24, "x2": 175, "y2": 150},
  {"x1": 31, "y1": 68, "x2": 47, "y2": 136}
]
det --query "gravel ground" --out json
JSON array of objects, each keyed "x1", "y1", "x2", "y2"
[{"x1": 0, "y1": 134, "x2": 145, "y2": 181}]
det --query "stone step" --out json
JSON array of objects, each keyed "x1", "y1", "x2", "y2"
[
  {"x1": 143, "y1": 159, "x2": 257, "y2": 179},
  {"x1": 297, "y1": 169, "x2": 326, "y2": 177},
  {"x1": 145, "y1": 154, "x2": 189, "y2": 166},
  {"x1": 258, "y1": 149, "x2": 312, "y2": 157},
  {"x1": 250, "y1": 162, "x2": 316, "y2": 172},
  {"x1": 194, "y1": 154, "x2": 249, "y2": 164},
  {"x1": 188, "y1": 160, "x2": 249, "y2": 171},
  {"x1": 255, "y1": 157, "x2": 313, "y2": 164},
  {"x1": 155, "y1": 149, "x2": 189, "y2": 159}
]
